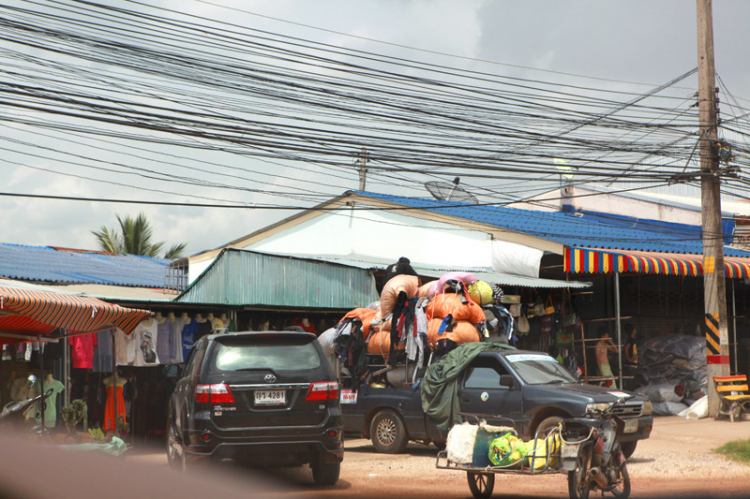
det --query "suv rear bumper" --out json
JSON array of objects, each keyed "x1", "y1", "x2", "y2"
[{"x1": 183, "y1": 413, "x2": 344, "y2": 464}]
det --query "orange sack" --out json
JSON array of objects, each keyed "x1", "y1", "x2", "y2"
[
  {"x1": 425, "y1": 293, "x2": 486, "y2": 324},
  {"x1": 367, "y1": 329, "x2": 405, "y2": 357},
  {"x1": 340, "y1": 308, "x2": 377, "y2": 339},
  {"x1": 374, "y1": 275, "x2": 420, "y2": 322},
  {"x1": 426, "y1": 319, "x2": 481, "y2": 348}
]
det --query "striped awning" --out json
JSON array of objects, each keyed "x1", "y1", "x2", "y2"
[
  {"x1": 564, "y1": 247, "x2": 750, "y2": 278},
  {"x1": 0, "y1": 285, "x2": 150, "y2": 337}
]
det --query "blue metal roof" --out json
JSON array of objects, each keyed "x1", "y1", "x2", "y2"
[
  {"x1": 0, "y1": 243, "x2": 170, "y2": 287},
  {"x1": 357, "y1": 192, "x2": 750, "y2": 258}
]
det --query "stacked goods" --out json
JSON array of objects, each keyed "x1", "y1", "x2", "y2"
[
  {"x1": 339, "y1": 272, "x2": 494, "y2": 362},
  {"x1": 373, "y1": 274, "x2": 420, "y2": 323},
  {"x1": 340, "y1": 308, "x2": 377, "y2": 339},
  {"x1": 634, "y1": 334, "x2": 707, "y2": 410},
  {"x1": 425, "y1": 293, "x2": 485, "y2": 347}
]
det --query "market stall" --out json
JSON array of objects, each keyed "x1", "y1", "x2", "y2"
[{"x1": 0, "y1": 284, "x2": 150, "y2": 440}]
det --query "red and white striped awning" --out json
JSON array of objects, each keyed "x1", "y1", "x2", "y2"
[{"x1": 0, "y1": 285, "x2": 149, "y2": 337}]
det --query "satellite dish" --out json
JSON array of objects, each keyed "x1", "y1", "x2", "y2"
[{"x1": 425, "y1": 177, "x2": 478, "y2": 204}]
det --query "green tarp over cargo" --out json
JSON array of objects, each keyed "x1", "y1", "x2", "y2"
[{"x1": 421, "y1": 342, "x2": 515, "y2": 431}]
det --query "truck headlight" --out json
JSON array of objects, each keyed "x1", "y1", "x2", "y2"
[
  {"x1": 642, "y1": 400, "x2": 652, "y2": 415},
  {"x1": 586, "y1": 402, "x2": 611, "y2": 414}
]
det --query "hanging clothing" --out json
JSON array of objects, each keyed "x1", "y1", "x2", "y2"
[
  {"x1": 156, "y1": 319, "x2": 174, "y2": 364},
  {"x1": 211, "y1": 316, "x2": 224, "y2": 330},
  {"x1": 133, "y1": 320, "x2": 159, "y2": 366},
  {"x1": 194, "y1": 320, "x2": 213, "y2": 343},
  {"x1": 92, "y1": 329, "x2": 114, "y2": 373},
  {"x1": 171, "y1": 317, "x2": 187, "y2": 363},
  {"x1": 181, "y1": 320, "x2": 199, "y2": 360},
  {"x1": 70, "y1": 333, "x2": 97, "y2": 369},
  {"x1": 103, "y1": 384, "x2": 126, "y2": 432},
  {"x1": 114, "y1": 329, "x2": 131, "y2": 366}
]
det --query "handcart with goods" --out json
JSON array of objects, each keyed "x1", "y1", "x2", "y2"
[{"x1": 436, "y1": 412, "x2": 629, "y2": 499}]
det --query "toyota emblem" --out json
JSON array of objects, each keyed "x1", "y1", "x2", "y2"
[{"x1": 264, "y1": 374, "x2": 277, "y2": 383}]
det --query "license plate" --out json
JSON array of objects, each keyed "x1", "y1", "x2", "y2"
[
  {"x1": 562, "y1": 443, "x2": 580, "y2": 458},
  {"x1": 623, "y1": 419, "x2": 638, "y2": 433},
  {"x1": 254, "y1": 390, "x2": 285, "y2": 406}
]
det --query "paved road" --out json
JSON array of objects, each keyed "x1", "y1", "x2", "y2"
[{"x1": 126, "y1": 416, "x2": 750, "y2": 498}]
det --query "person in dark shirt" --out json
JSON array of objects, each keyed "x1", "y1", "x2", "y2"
[
  {"x1": 624, "y1": 323, "x2": 638, "y2": 366},
  {"x1": 383, "y1": 256, "x2": 418, "y2": 284}
]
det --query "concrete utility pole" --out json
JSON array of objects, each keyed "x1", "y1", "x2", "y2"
[
  {"x1": 697, "y1": 0, "x2": 730, "y2": 417},
  {"x1": 357, "y1": 147, "x2": 369, "y2": 191}
]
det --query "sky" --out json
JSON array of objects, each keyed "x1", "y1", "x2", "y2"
[{"x1": 1, "y1": 0, "x2": 749, "y2": 257}]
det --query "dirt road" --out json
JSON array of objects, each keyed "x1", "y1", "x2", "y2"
[{"x1": 128, "y1": 416, "x2": 750, "y2": 498}]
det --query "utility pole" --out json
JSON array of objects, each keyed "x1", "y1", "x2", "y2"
[
  {"x1": 357, "y1": 147, "x2": 369, "y2": 191},
  {"x1": 697, "y1": 0, "x2": 730, "y2": 417}
]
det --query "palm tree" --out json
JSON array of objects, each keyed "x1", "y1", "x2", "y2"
[{"x1": 92, "y1": 213, "x2": 187, "y2": 259}]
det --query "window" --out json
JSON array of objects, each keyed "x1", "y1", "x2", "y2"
[
  {"x1": 209, "y1": 336, "x2": 322, "y2": 373},
  {"x1": 465, "y1": 367, "x2": 502, "y2": 389},
  {"x1": 464, "y1": 356, "x2": 509, "y2": 389}
]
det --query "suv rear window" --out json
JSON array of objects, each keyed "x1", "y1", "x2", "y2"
[{"x1": 208, "y1": 335, "x2": 322, "y2": 372}]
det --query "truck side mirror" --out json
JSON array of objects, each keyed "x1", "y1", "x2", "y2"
[{"x1": 499, "y1": 374, "x2": 514, "y2": 390}]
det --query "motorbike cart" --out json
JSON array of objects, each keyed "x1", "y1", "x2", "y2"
[{"x1": 436, "y1": 408, "x2": 631, "y2": 499}]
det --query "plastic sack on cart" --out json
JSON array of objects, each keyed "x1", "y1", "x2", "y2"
[
  {"x1": 488, "y1": 433, "x2": 528, "y2": 467},
  {"x1": 446, "y1": 422, "x2": 478, "y2": 465}
]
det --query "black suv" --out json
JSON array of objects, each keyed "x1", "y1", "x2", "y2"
[{"x1": 166, "y1": 332, "x2": 343, "y2": 485}]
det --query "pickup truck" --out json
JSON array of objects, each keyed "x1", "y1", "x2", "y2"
[{"x1": 341, "y1": 349, "x2": 653, "y2": 458}]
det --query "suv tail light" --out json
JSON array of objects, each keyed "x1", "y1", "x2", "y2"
[
  {"x1": 195, "y1": 383, "x2": 235, "y2": 404},
  {"x1": 305, "y1": 381, "x2": 339, "y2": 401}
]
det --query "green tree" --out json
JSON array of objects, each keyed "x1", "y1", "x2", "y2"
[{"x1": 92, "y1": 213, "x2": 187, "y2": 259}]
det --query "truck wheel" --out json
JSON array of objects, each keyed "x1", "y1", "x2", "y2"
[
  {"x1": 467, "y1": 472, "x2": 494, "y2": 499},
  {"x1": 535, "y1": 415, "x2": 563, "y2": 438},
  {"x1": 620, "y1": 441, "x2": 637, "y2": 459},
  {"x1": 370, "y1": 409, "x2": 408, "y2": 454}
]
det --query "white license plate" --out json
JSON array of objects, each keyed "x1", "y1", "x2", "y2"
[
  {"x1": 254, "y1": 390, "x2": 286, "y2": 406},
  {"x1": 623, "y1": 419, "x2": 638, "y2": 433},
  {"x1": 562, "y1": 443, "x2": 580, "y2": 458}
]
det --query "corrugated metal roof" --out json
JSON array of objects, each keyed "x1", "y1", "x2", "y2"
[
  {"x1": 0, "y1": 243, "x2": 170, "y2": 287},
  {"x1": 176, "y1": 249, "x2": 379, "y2": 308},
  {"x1": 269, "y1": 253, "x2": 591, "y2": 289},
  {"x1": 357, "y1": 192, "x2": 750, "y2": 258}
]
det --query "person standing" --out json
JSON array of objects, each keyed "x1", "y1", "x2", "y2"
[
  {"x1": 595, "y1": 328, "x2": 619, "y2": 389},
  {"x1": 624, "y1": 324, "x2": 638, "y2": 365}
]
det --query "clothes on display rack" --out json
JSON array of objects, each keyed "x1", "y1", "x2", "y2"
[
  {"x1": 92, "y1": 329, "x2": 114, "y2": 373},
  {"x1": 133, "y1": 320, "x2": 158, "y2": 367},
  {"x1": 194, "y1": 319, "x2": 213, "y2": 343},
  {"x1": 156, "y1": 319, "x2": 174, "y2": 364},
  {"x1": 181, "y1": 319, "x2": 199, "y2": 361},
  {"x1": 70, "y1": 333, "x2": 97, "y2": 369},
  {"x1": 171, "y1": 315, "x2": 187, "y2": 363}
]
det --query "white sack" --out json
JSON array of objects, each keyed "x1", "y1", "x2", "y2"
[
  {"x1": 446, "y1": 422, "x2": 478, "y2": 465},
  {"x1": 491, "y1": 240, "x2": 543, "y2": 278},
  {"x1": 677, "y1": 395, "x2": 709, "y2": 420}
]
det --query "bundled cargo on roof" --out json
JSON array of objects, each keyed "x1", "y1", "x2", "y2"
[{"x1": 333, "y1": 268, "x2": 515, "y2": 381}]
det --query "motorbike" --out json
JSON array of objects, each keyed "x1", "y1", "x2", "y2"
[
  {"x1": 0, "y1": 378, "x2": 55, "y2": 435},
  {"x1": 561, "y1": 398, "x2": 631, "y2": 499}
]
